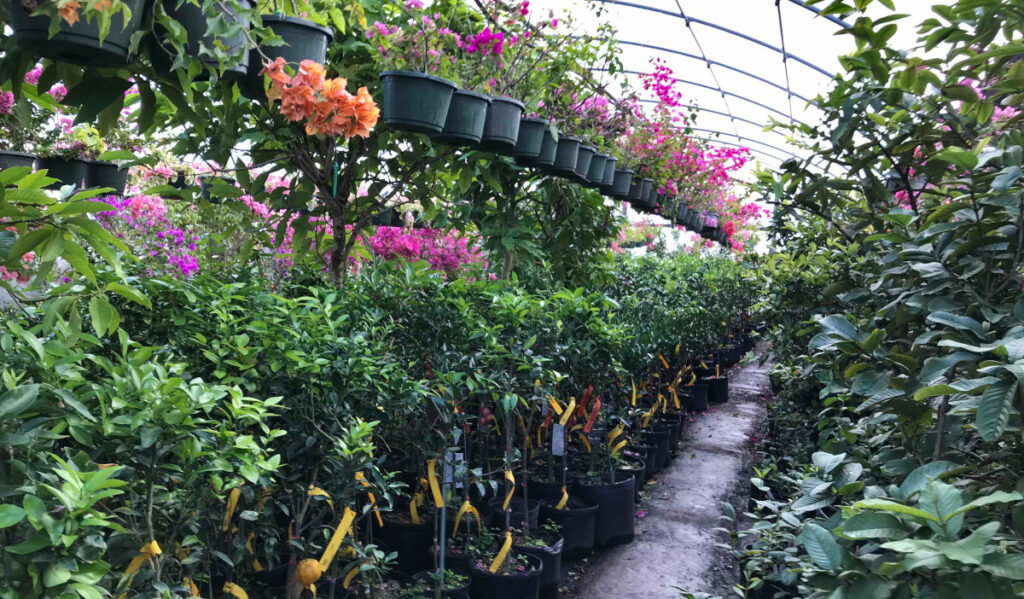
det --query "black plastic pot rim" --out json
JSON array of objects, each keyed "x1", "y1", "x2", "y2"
[
  {"x1": 487, "y1": 95, "x2": 526, "y2": 111},
  {"x1": 558, "y1": 135, "x2": 582, "y2": 143},
  {"x1": 578, "y1": 145, "x2": 596, "y2": 153},
  {"x1": 379, "y1": 70, "x2": 458, "y2": 90},
  {"x1": 452, "y1": 88, "x2": 492, "y2": 102},
  {"x1": 259, "y1": 13, "x2": 335, "y2": 42},
  {"x1": 1, "y1": 150, "x2": 35, "y2": 157},
  {"x1": 519, "y1": 116, "x2": 548, "y2": 125}
]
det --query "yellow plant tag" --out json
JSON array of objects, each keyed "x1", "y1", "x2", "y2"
[
  {"x1": 610, "y1": 439, "x2": 628, "y2": 457},
  {"x1": 580, "y1": 435, "x2": 592, "y2": 453},
  {"x1": 184, "y1": 577, "x2": 199, "y2": 597},
  {"x1": 343, "y1": 564, "x2": 362, "y2": 589},
  {"x1": 223, "y1": 487, "x2": 241, "y2": 531},
  {"x1": 555, "y1": 486, "x2": 569, "y2": 510},
  {"x1": 427, "y1": 458, "x2": 444, "y2": 508},
  {"x1": 318, "y1": 507, "x2": 356, "y2": 571},
  {"x1": 658, "y1": 354, "x2": 669, "y2": 369},
  {"x1": 671, "y1": 388, "x2": 680, "y2": 410},
  {"x1": 607, "y1": 423, "x2": 624, "y2": 445},
  {"x1": 631, "y1": 379, "x2": 636, "y2": 406},
  {"x1": 488, "y1": 531, "x2": 513, "y2": 573},
  {"x1": 559, "y1": 399, "x2": 576, "y2": 426},
  {"x1": 410, "y1": 491, "x2": 423, "y2": 524},
  {"x1": 502, "y1": 471, "x2": 515, "y2": 511},
  {"x1": 222, "y1": 582, "x2": 248, "y2": 599},
  {"x1": 547, "y1": 397, "x2": 563, "y2": 416},
  {"x1": 355, "y1": 472, "x2": 383, "y2": 527},
  {"x1": 307, "y1": 485, "x2": 333, "y2": 510}
]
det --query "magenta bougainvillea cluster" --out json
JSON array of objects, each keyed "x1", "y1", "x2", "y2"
[
  {"x1": 366, "y1": 226, "x2": 490, "y2": 278},
  {"x1": 96, "y1": 194, "x2": 202, "y2": 277}
]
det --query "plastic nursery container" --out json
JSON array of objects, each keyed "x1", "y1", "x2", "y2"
[
  {"x1": 539, "y1": 496, "x2": 598, "y2": 560},
  {"x1": 11, "y1": 0, "x2": 147, "y2": 66},
  {"x1": 434, "y1": 89, "x2": 491, "y2": 146},
  {"x1": 575, "y1": 473, "x2": 635, "y2": 546},
  {"x1": 377, "y1": 70, "x2": 457, "y2": 134},
  {"x1": 481, "y1": 96, "x2": 525, "y2": 153},
  {"x1": 469, "y1": 553, "x2": 543, "y2": 599}
]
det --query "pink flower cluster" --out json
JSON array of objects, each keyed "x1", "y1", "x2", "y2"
[
  {"x1": 0, "y1": 92, "x2": 13, "y2": 115},
  {"x1": 366, "y1": 226, "x2": 489, "y2": 277},
  {"x1": 459, "y1": 27, "x2": 508, "y2": 57},
  {"x1": 96, "y1": 194, "x2": 202, "y2": 277}
]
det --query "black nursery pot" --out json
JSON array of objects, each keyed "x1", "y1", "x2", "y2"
[
  {"x1": 525, "y1": 478, "x2": 565, "y2": 503},
  {"x1": 707, "y1": 377, "x2": 729, "y2": 404},
  {"x1": 585, "y1": 152, "x2": 608, "y2": 187},
  {"x1": 239, "y1": 14, "x2": 334, "y2": 99},
  {"x1": 539, "y1": 497, "x2": 598, "y2": 560},
  {"x1": 411, "y1": 569, "x2": 472, "y2": 598},
  {"x1": 612, "y1": 169, "x2": 634, "y2": 198},
  {"x1": 469, "y1": 553, "x2": 543, "y2": 599},
  {"x1": 630, "y1": 444, "x2": 657, "y2": 479},
  {"x1": 378, "y1": 70, "x2": 457, "y2": 134},
  {"x1": 616, "y1": 457, "x2": 646, "y2": 497},
  {"x1": 626, "y1": 178, "x2": 643, "y2": 202},
  {"x1": 601, "y1": 156, "x2": 617, "y2": 187},
  {"x1": 512, "y1": 117, "x2": 548, "y2": 161},
  {"x1": 550, "y1": 135, "x2": 581, "y2": 174},
  {"x1": 487, "y1": 496, "x2": 540, "y2": 530},
  {"x1": 152, "y1": 0, "x2": 250, "y2": 78},
  {"x1": 481, "y1": 96, "x2": 525, "y2": 153},
  {"x1": 574, "y1": 144, "x2": 595, "y2": 181},
  {"x1": 0, "y1": 151, "x2": 35, "y2": 171},
  {"x1": 38, "y1": 157, "x2": 87, "y2": 189},
  {"x1": 639, "y1": 429, "x2": 670, "y2": 471},
  {"x1": 528, "y1": 126, "x2": 558, "y2": 167},
  {"x1": 85, "y1": 161, "x2": 128, "y2": 195},
  {"x1": 374, "y1": 518, "x2": 434, "y2": 575},
  {"x1": 434, "y1": 89, "x2": 490, "y2": 146},
  {"x1": 687, "y1": 383, "x2": 710, "y2": 412},
  {"x1": 11, "y1": 0, "x2": 147, "y2": 67},
  {"x1": 639, "y1": 179, "x2": 655, "y2": 206},
  {"x1": 516, "y1": 536, "x2": 563, "y2": 599},
  {"x1": 575, "y1": 474, "x2": 634, "y2": 546}
]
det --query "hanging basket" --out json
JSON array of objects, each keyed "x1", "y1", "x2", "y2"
[
  {"x1": 11, "y1": 0, "x2": 148, "y2": 66},
  {"x1": 433, "y1": 89, "x2": 490, "y2": 146},
  {"x1": 599, "y1": 157, "x2": 618, "y2": 192},
  {"x1": 239, "y1": 14, "x2": 334, "y2": 100},
  {"x1": 377, "y1": 70, "x2": 457, "y2": 135},
  {"x1": 149, "y1": 0, "x2": 251, "y2": 79},
  {"x1": 524, "y1": 125, "x2": 558, "y2": 168},
  {"x1": 573, "y1": 144, "x2": 595, "y2": 183},
  {"x1": 38, "y1": 157, "x2": 87, "y2": 189},
  {"x1": 0, "y1": 150, "x2": 35, "y2": 171},
  {"x1": 612, "y1": 169, "x2": 634, "y2": 199},
  {"x1": 585, "y1": 153, "x2": 608, "y2": 188},
  {"x1": 85, "y1": 160, "x2": 127, "y2": 195},
  {"x1": 549, "y1": 135, "x2": 581, "y2": 175},
  {"x1": 511, "y1": 116, "x2": 547, "y2": 162},
  {"x1": 481, "y1": 96, "x2": 525, "y2": 153}
]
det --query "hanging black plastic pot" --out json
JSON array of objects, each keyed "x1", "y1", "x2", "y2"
[
  {"x1": 639, "y1": 178, "x2": 654, "y2": 204},
  {"x1": 575, "y1": 474, "x2": 634, "y2": 546},
  {"x1": 526, "y1": 125, "x2": 558, "y2": 168},
  {"x1": 85, "y1": 160, "x2": 128, "y2": 195},
  {"x1": 550, "y1": 135, "x2": 581, "y2": 175},
  {"x1": 644, "y1": 183, "x2": 659, "y2": 209},
  {"x1": 677, "y1": 205, "x2": 691, "y2": 223},
  {"x1": 612, "y1": 169, "x2": 634, "y2": 199},
  {"x1": 150, "y1": 0, "x2": 251, "y2": 79},
  {"x1": 626, "y1": 178, "x2": 643, "y2": 203},
  {"x1": 539, "y1": 497, "x2": 598, "y2": 560},
  {"x1": 38, "y1": 157, "x2": 87, "y2": 189},
  {"x1": 433, "y1": 89, "x2": 490, "y2": 146},
  {"x1": 0, "y1": 150, "x2": 35, "y2": 171},
  {"x1": 11, "y1": 0, "x2": 148, "y2": 67},
  {"x1": 707, "y1": 377, "x2": 729, "y2": 404},
  {"x1": 469, "y1": 553, "x2": 543, "y2": 599},
  {"x1": 241, "y1": 14, "x2": 333, "y2": 98},
  {"x1": 411, "y1": 569, "x2": 472, "y2": 598},
  {"x1": 599, "y1": 157, "x2": 618, "y2": 194},
  {"x1": 516, "y1": 536, "x2": 563, "y2": 599},
  {"x1": 480, "y1": 96, "x2": 525, "y2": 153},
  {"x1": 511, "y1": 116, "x2": 547, "y2": 162},
  {"x1": 486, "y1": 496, "x2": 540, "y2": 530},
  {"x1": 573, "y1": 144, "x2": 595, "y2": 182},
  {"x1": 377, "y1": 71, "x2": 457, "y2": 134},
  {"x1": 585, "y1": 152, "x2": 608, "y2": 187},
  {"x1": 687, "y1": 383, "x2": 709, "y2": 412}
]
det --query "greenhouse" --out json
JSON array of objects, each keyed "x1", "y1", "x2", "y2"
[{"x1": 0, "y1": 0, "x2": 1021, "y2": 597}]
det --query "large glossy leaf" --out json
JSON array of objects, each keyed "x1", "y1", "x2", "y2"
[
  {"x1": 800, "y1": 522, "x2": 843, "y2": 570},
  {"x1": 920, "y1": 481, "x2": 964, "y2": 537},
  {"x1": 976, "y1": 379, "x2": 1019, "y2": 441},
  {"x1": 927, "y1": 311, "x2": 985, "y2": 338},
  {"x1": 981, "y1": 553, "x2": 1024, "y2": 580},
  {"x1": 0, "y1": 384, "x2": 40, "y2": 421},
  {"x1": 838, "y1": 512, "x2": 906, "y2": 540},
  {"x1": 898, "y1": 461, "x2": 958, "y2": 499},
  {"x1": 853, "y1": 498, "x2": 939, "y2": 521}
]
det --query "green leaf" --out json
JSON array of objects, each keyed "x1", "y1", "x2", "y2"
[
  {"x1": 933, "y1": 147, "x2": 978, "y2": 170},
  {"x1": 0, "y1": 384, "x2": 40, "y2": 420},
  {"x1": 920, "y1": 481, "x2": 963, "y2": 536},
  {"x1": 88, "y1": 296, "x2": 113, "y2": 338},
  {"x1": 853, "y1": 498, "x2": 939, "y2": 521},
  {"x1": 976, "y1": 379, "x2": 1018, "y2": 441},
  {"x1": 103, "y1": 282, "x2": 152, "y2": 309},
  {"x1": 981, "y1": 553, "x2": 1024, "y2": 580},
  {"x1": 927, "y1": 311, "x2": 985, "y2": 338},
  {"x1": 800, "y1": 522, "x2": 843, "y2": 570},
  {"x1": 71, "y1": 583, "x2": 105, "y2": 599},
  {"x1": 43, "y1": 562, "x2": 72, "y2": 587},
  {"x1": 838, "y1": 512, "x2": 906, "y2": 540},
  {"x1": 0, "y1": 504, "x2": 27, "y2": 528},
  {"x1": 947, "y1": 491, "x2": 1023, "y2": 520},
  {"x1": 62, "y1": 239, "x2": 96, "y2": 285},
  {"x1": 812, "y1": 451, "x2": 846, "y2": 473},
  {"x1": 899, "y1": 461, "x2": 957, "y2": 499}
]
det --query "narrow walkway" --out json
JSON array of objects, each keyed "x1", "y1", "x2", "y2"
[{"x1": 570, "y1": 354, "x2": 771, "y2": 598}]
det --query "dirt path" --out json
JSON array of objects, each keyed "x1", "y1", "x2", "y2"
[{"x1": 566, "y1": 354, "x2": 771, "y2": 599}]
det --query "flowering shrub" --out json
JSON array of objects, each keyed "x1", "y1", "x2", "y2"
[
  {"x1": 366, "y1": 226, "x2": 490, "y2": 278},
  {"x1": 96, "y1": 194, "x2": 202, "y2": 277},
  {"x1": 262, "y1": 59, "x2": 379, "y2": 138},
  {"x1": 365, "y1": 2, "x2": 463, "y2": 77}
]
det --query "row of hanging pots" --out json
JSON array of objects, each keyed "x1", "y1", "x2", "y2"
[
  {"x1": 378, "y1": 70, "x2": 630, "y2": 194},
  {"x1": 9, "y1": 0, "x2": 332, "y2": 99},
  {"x1": 0, "y1": 150, "x2": 128, "y2": 193}
]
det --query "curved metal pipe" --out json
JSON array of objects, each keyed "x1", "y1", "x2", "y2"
[{"x1": 591, "y1": 0, "x2": 835, "y2": 77}]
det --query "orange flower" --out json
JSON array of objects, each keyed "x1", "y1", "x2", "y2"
[
  {"x1": 260, "y1": 58, "x2": 291, "y2": 86},
  {"x1": 280, "y1": 84, "x2": 317, "y2": 122},
  {"x1": 320, "y1": 77, "x2": 351, "y2": 101},
  {"x1": 350, "y1": 87, "x2": 380, "y2": 138},
  {"x1": 58, "y1": 0, "x2": 81, "y2": 25},
  {"x1": 298, "y1": 60, "x2": 327, "y2": 89}
]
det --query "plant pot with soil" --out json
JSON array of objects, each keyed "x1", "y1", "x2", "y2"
[
  {"x1": 37, "y1": 156, "x2": 88, "y2": 189},
  {"x1": 510, "y1": 116, "x2": 548, "y2": 162},
  {"x1": 469, "y1": 551, "x2": 542, "y2": 599},
  {"x1": 573, "y1": 144, "x2": 595, "y2": 182},
  {"x1": 11, "y1": 0, "x2": 148, "y2": 67},
  {"x1": 432, "y1": 88, "x2": 491, "y2": 146},
  {"x1": 376, "y1": 71, "x2": 458, "y2": 135},
  {"x1": 150, "y1": 0, "x2": 251, "y2": 79},
  {"x1": 410, "y1": 568, "x2": 471, "y2": 598},
  {"x1": 549, "y1": 135, "x2": 580, "y2": 175},
  {"x1": 85, "y1": 160, "x2": 128, "y2": 194},
  {"x1": 686, "y1": 383, "x2": 710, "y2": 412},
  {"x1": 373, "y1": 511, "x2": 435, "y2": 575},
  {"x1": 0, "y1": 151, "x2": 35, "y2": 171},
  {"x1": 585, "y1": 152, "x2": 608, "y2": 187},
  {"x1": 538, "y1": 496, "x2": 598, "y2": 560},
  {"x1": 486, "y1": 496, "x2": 540, "y2": 530},
  {"x1": 239, "y1": 13, "x2": 334, "y2": 99},
  {"x1": 574, "y1": 472, "x2": 634, "y2": 546},
  {"x1": 706, "y1": 376, "x2": 729, "y2": 404},
  {"x1": 512, "y1": 527, "x2": 563, "y2": 599}
]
